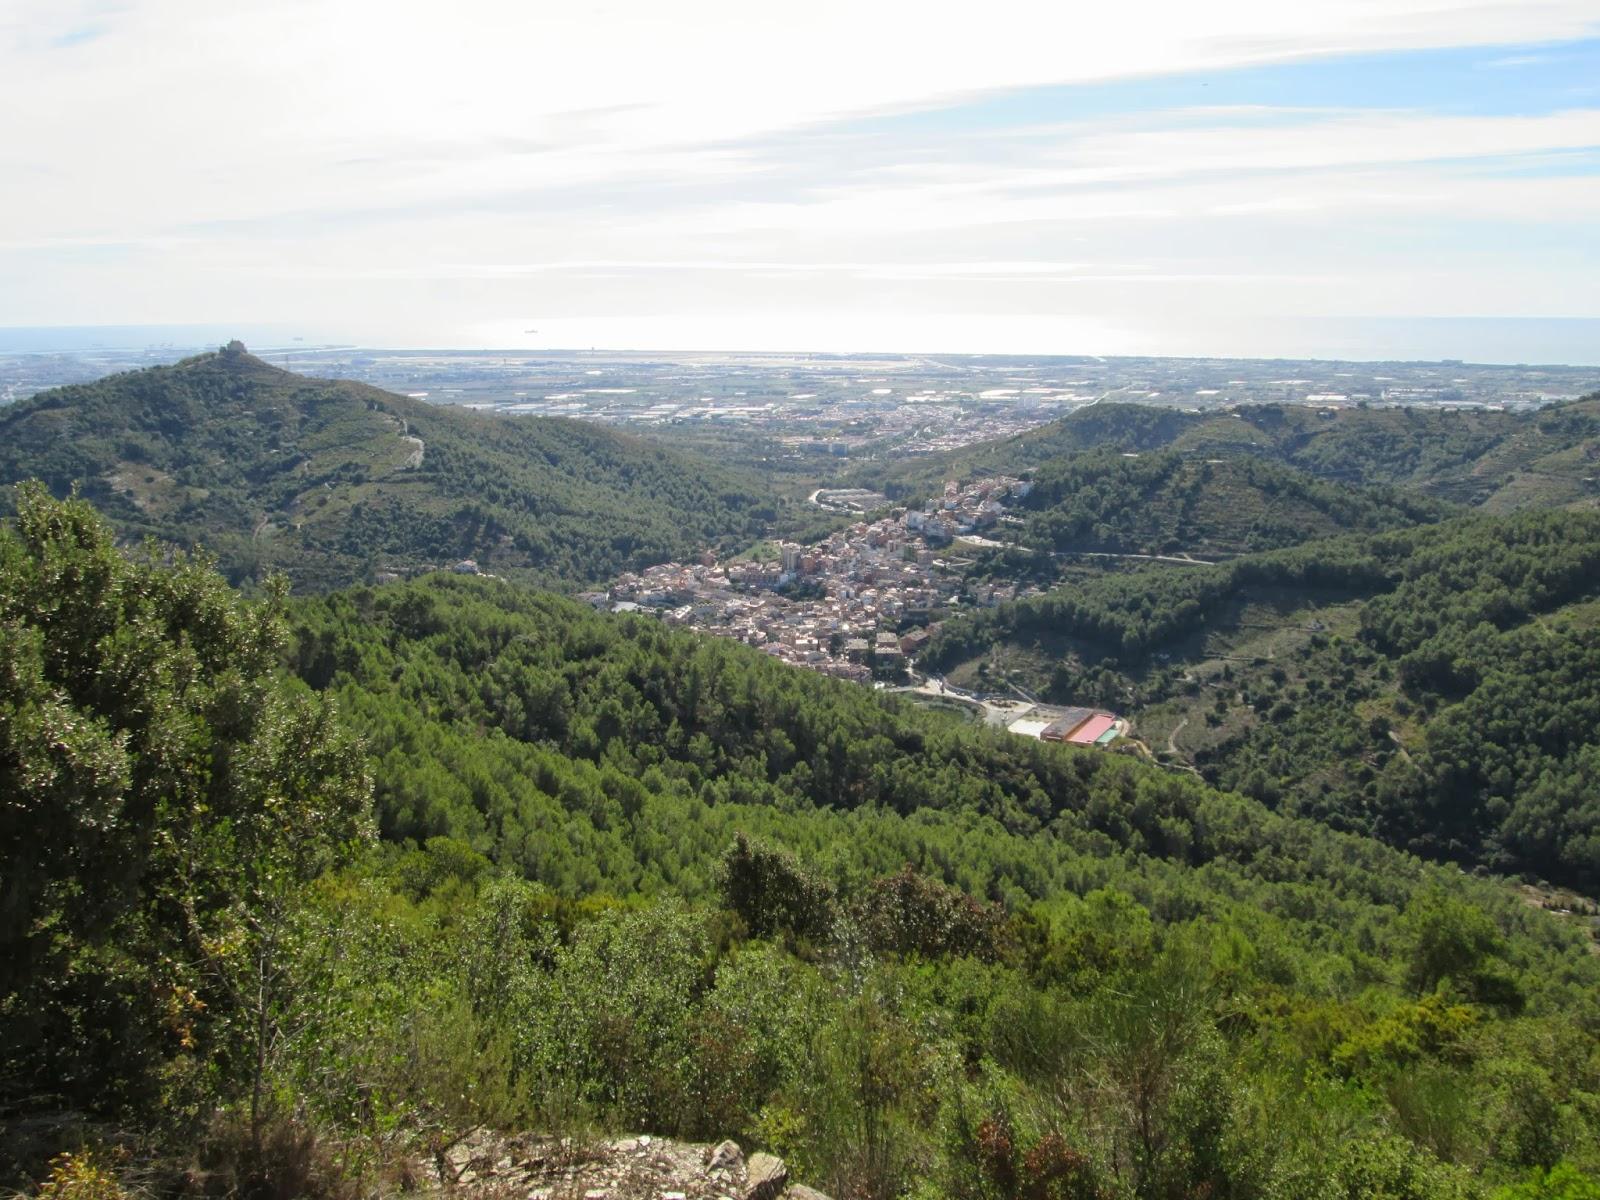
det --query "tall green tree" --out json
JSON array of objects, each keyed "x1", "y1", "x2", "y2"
[{"x1": 0, "y1": 483, "x2": 371, "y2": 1117}]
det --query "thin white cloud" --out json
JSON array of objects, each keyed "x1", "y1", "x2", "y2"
[
  {"x1": 1482, "y1": 54, "x2": 1553, "y2": 68},
  {"x1": 322, "y1": 258, "x2": 1313, "y2": 286},
  {"x1": 3, "y1": 0, "x2": 1600, "y2": 349},
  {"x1": 6, "y1": 1, "x2": 1600, "y2": 232}
]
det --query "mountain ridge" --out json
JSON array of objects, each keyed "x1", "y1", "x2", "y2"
[
  {"x1": 860, "y1": 393, "x2": 1600, "y2": 512},
  {"x1": 925, "y1": 508, "x2": 1600, "y2": 892},
  {"x1": 0, "y1": 342, "x2": 776, "y2": 589}
]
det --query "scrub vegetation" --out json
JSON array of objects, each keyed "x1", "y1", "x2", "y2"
[{"x1": 5, "y1": 488, "x2": 1600, "y2": 1199}]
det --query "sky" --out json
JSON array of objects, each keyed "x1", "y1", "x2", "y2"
[{"x1": 3, "y1": 0, "x2": 1600, "y2": 361}]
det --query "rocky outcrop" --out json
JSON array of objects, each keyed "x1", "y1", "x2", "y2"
[
  {"x1": 707, "y1": 1140, "x2": 744, "y2": 1173},
  {"x1": 744, "y1": 1152, "x2": 788, "y2": 1200},
  {"x1": 434, "y1": 1130, "x2": 828, "y2": 1200}
]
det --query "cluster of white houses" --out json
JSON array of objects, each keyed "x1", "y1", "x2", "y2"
[{"x1": 595, "y1": 477, "x2": 1034, "y2": 682}]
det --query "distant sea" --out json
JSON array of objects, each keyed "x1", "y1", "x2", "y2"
[
  {"x1": 1, "y1": 318, "x2": 1596, "y2": 367},
  {"x1": 1226, "y1": 317, "x2": 1600, "y2": 368},
  {"x1": 0, "y1": 325, "x2": 299, "y2": 353}
]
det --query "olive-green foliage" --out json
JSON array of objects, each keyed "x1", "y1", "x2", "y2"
[
  {"x1": 1402, "y1": 890, "x2": 1524, "y2": 1007},
  {"x1": 1014, "y1": 449, "x2": 1448, "y2": 559},
  {"x1": 10, "y1": 493, "x2": 1600, "y2": 1200},
  {"x1": 291, "y1": 837, "x2": 1600, "y2": 1198},
  {"x1": 0, "y1": 345, "x2": 777, "y2": 590},
  {"x1": 856, "y1": 864, "x2": 1009, "y2": 961},
  {"x1": 265, "y1": 566, "x2": 1600, "y2": 1194},
  {"x1": 281, "y1": 571, "x2": 1600, "y2": 1005},
  {"x1": 31, "y1": 1152, "x2": 127, "y2": 1200},
  {"x1": 928, "y1": 508, "x2": 1600, "y2": 891},
  {"x1": 925, "y1": 525, "x2": 1397, "y2": 666},
  {"x1": 718, "y1": 832, "x2": 838, "y2": 942},
  {"x1": 0, "y1": 484, "x2": 372, "y2": 1116},
  {"x1": 518, "y1": 898, "x2": 712, "y2": 1129},
  {"x1": 1495, "y1": 1163, "x2": 1600, "y2": 1199},
  {"x1": 860, "y1": 393, "x2": 1600, "y2": 510}
]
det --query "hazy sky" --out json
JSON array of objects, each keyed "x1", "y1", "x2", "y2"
[{"x1": 4, "y1": 1, "x2": 1600, "y2": 359}]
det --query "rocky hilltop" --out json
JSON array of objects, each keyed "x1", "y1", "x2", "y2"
[{"x1": 0, "y1": 343, "x2": 774, "y2": 589}]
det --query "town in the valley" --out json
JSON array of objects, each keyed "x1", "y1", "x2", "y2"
[{"x1": 591, "y1": 474, "x2": 1129, "y2": 748}]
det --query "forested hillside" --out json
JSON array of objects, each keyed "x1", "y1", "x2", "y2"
[
  {"x1": 926, "y1": 509, "x2": 1600, "y2": 892},
  {"x1": 0, "y1": 342, "x2": 776, "y2": 589},
  {"x1": 8, "y1": 489, "x2": 1600, "y2": 1199},
  {"x1": 1006, "y1": 449, "x2": 1450, "y2": 558},
  {"x1": 862, "y1": 393, "x2": 1600, "y2": 512}
]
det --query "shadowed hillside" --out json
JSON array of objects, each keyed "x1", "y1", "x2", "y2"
[
  {"x1": 861, "y1": 394, "x2": 1600, "y2": 513},
  {"x1": 926, "y1": 509, "x2": 1600, "y2": 892},
  {"x1": 1007, "y1": 448, "x2": 1452, "y2": 559}
]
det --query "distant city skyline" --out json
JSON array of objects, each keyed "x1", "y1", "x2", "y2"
[{"x1": 3, "y1": 1, "x2": 1598, "y2": 362}]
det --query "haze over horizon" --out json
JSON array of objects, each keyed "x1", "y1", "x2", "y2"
[
  {"x1": 5, "y1": 318, "x2": 1600, "y2": 370},
  {"x1": 4, "y1": 1, "x2": 1599, "y2": 362}
]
